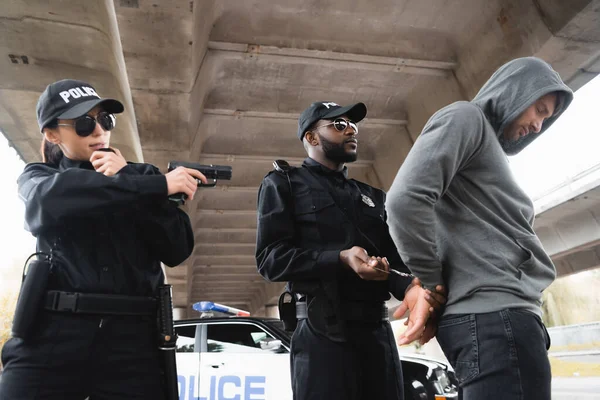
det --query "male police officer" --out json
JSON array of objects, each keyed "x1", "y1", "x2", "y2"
[{"x1": 255, "y1": 101, "x2": 445, "y2": 400}]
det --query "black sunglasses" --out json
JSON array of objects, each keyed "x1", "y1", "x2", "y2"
[
  {"x1": 57, "y1": 112, "x2": 116, "y2": 137},
  {"x1": 317, "y1": 118, "x2": 358, "y2": 134}
]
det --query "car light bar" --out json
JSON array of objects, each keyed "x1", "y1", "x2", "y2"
[{"x1": 192, "y1": 301, "x2": 251, "y2": 317}]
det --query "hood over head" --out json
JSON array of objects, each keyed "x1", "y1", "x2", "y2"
[{"x1": 471, "y1": 57, "x2": 573, "y2": 155}]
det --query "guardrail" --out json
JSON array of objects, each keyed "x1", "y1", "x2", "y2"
[{"x1": 547, "y1": 322, "x2": 600, "y2": 347}]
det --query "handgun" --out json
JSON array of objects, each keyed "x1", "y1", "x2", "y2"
[{"x1": 167, "y1": 161, "x2": 233, "y2": 205}]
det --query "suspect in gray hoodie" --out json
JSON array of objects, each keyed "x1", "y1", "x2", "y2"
[{"x1": 385, "y1": 57, "x2": 573, "y2": 400}]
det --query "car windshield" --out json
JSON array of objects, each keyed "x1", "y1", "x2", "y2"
[{"x1": 265, "y1": 319, "x2": 291, "y2": 339}]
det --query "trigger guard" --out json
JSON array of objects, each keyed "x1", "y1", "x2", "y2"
[{"x1": 198, "y1": 179, "x2": 217, "y2": 188}]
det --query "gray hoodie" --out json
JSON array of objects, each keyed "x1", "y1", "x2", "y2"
[{"x1": 385, "y1": 57, "x2": 573, "y2": 316}]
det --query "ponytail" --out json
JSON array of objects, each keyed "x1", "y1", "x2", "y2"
[{"x1": 40, "y1": 120, "x2": 64, "y2": 165}]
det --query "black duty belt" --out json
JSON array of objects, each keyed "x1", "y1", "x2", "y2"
[
  {"x1": 296, "y1": 300, "x2": 388, "y2": 323},
  {"x1": 44, "y1": 291, "x2": 157, "y2": 316}
]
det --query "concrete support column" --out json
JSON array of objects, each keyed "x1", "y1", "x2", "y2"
[
  {"x1": 173, "y1": 307, "x2": 187, "y2": 321},
  {"x1": 265, "y1": 305, "x2": 279, "y2": 319}
]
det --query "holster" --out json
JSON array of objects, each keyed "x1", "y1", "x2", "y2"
[
  {"x1": 11, "y1": 259, "x2": 51, "y2": 340},
  {"x1": 277, "y1": 290, "x2": 298, "y2": 332},
  {"x1": 156, "y1": 285, "x2": 179, "y2": 400}
]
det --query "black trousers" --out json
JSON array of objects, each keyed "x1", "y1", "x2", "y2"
[
  {"x1": 290, "y1": 318, "x2": 404, "y2": 400},
  {"x1": 0, "y1": 311, "x2": 165, "y2": 400}
]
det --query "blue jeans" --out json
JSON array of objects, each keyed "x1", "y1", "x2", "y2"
[{"x1": 436, "y1": 309, "x2": 552, "y2": 400}]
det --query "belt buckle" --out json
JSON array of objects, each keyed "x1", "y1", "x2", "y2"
[{"x1": 54, "y1": 292, "x2": 79, "y2": 312}]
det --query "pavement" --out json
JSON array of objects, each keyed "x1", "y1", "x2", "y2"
[{"x1": 552, "y1": 377, "x2": 600, "y2": 399}]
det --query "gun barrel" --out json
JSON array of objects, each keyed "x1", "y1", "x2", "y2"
[{"x1": 168, "y1": 161, "x2": 232, "y2": 180}]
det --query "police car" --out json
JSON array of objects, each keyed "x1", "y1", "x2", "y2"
[{"x1": 174, "y1": 302, "x2": 458, "y2": 400}]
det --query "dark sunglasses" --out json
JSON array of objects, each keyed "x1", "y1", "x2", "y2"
[
  {"x1": 57, "y1": 112, "x2": 116, "y2": 137},
  {"x1": 317, "y1": 118, "x2": 358, "y2": 134}
]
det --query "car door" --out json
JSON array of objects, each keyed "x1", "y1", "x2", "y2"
[
  {"x1": 175, "y1": 323, "x2": 202, "y2": 400},
  {"x1": 200, "y1": 320, "x2": 293, "y2": 400}
]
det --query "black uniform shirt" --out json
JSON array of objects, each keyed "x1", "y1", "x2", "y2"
[
  {"x1": 256, "y1": 157, "x2": 412, "y2": 304},
  {"x1": 18, "y1": 156, "x2": 194, "y2": 296}
]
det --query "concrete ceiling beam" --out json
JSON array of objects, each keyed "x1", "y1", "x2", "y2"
[
  {"x1": 553, "y1": 242, "x2": 600, "y2": 277},
  {"x1": 196, "y1": 209, "x2": 257, "y2": 216},
  {"x1": 207, "y1": 41, "x2": 457, "y2": 76},
  {"x1": 193, "y1": 271, "x2": 261, "y2": 279},
  {"x1": 194, "y1": 230, "x2": 256, "y2": 244},
  {"x1": 192, "y1": 274, "x2": 264, "y2": 282},
  {"x1": 193, "y1": 243, "x2": 255, "y2": 257},
  {"x1": 192, "y1": 268, "x2": 258, "y2": 277},
  {"x1": 193, "y1": 290, "x2": 264, "y2": 298},
  {"x1": 195, "y1": 210, "x2": 257, "y2": 229},
  {"x1": 194, "y1": 254, "x2": 257, "y2": 264},
  {"x1": 202, "y1": 109, "x2": 408, "y2": 127},
  {"x1": 197, "y1": 152, "x2": 375, "y2": 165},
  {"x1": 192, "y1": 264, "x2": 257, "y2": 269},
  {"x1": 193, "y1": 289, "x2": 253, "y2": 298},
  {"x1": 192, "y1": 186, "x2": 258, "y2": 212},
  {"x1": 193, "y1": 284, "x2": 265, "y2": 291}
]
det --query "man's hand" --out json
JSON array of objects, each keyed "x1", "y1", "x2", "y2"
[
  {"x1": 393, "y1": 279, "x2": 447, "y2": 345},
  {"x1": 394, "y1": 284, "x2": 430, "y2": 345},
  {"x1": 397, "y1": 278, "x2": 447, "y2": 315},
  {"x1": 90, "y1": 147, "x2": 127, "y2": 176},
  {"x1": 418, "y1": 283, "x2": 446, "y2": 345},
  {"x1": 420, "y1": 278, "x2": 447, "y2": 314},
  {"x1": 339, "y1": 246, "x2": 388, "y2": 281},
  {"x1": 165, "y1": 167, "x2": 208, "y2": 201},
  {"x1": 419, "y1": 314, "x2": 440, "y2": 346}
]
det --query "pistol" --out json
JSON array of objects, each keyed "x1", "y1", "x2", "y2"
[{"x1": 167, "y1": 161, "x2": 233, "y2": 205}]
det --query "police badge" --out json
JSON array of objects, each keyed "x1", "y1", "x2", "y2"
[{"x1": 361, "y1": 194, "x2": 375, "y2": 207}]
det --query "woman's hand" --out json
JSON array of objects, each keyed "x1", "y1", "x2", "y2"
[
  {"x1": 90, "y1": 148, "x2": 127, "y2": 176},
  {"x1": 165, "y1": 167, "x2": 208, "y2": 201}
]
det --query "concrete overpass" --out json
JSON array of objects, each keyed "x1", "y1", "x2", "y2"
[
  {"x1": 534, "y1": 165, "x2": 600, "y2": 278},
  {"x1": 1, "y1": 0, "x2": 599, "y2": 316}
]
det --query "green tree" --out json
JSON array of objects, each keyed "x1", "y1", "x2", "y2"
[
  {"x1": 542, "y1": 269, "x2": 600, "y2": 327},
  {"x1": 0, "y1": 259, "x2": 24, "y2": 367}
]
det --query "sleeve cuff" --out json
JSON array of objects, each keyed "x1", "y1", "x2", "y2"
[
  {"x1": 317, "y1": 250, "x2": 342, "y2": 270},
  {"x1": 409, "y1": 266, "x2": 444, "y2": 291},
  {"x1": 389, "y1": 274, "x2": 413, "y2": 300}
]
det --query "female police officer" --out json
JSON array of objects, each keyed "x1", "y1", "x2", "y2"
[{"x1": 0, "y1": 79, "x2": 205, "y2": 400}]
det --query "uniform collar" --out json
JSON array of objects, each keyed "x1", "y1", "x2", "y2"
[
  {"x1": 303, "y1": 157, "x2": 349, "y2": 180},
  {"x1": 59, "y1": 156, "x2": 95, "y2": 171}
]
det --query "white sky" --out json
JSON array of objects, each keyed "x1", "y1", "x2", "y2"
[
  {"x1": 0, "y1": 136, "x2": 36, "y2": 289},
  {"x1": 0, "y1": 74, "x2": 599, "y2": 290},
  {"x1": 508, "y1": 74, "x2": 600, "y2": 204}
]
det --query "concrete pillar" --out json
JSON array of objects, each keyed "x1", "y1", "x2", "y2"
[
  {"x1": 173, "y1": 307, "x2": 187, "y2": 321},
  {"x1": 265, "y1": 305, "x2": 279, "y2": 319}
]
